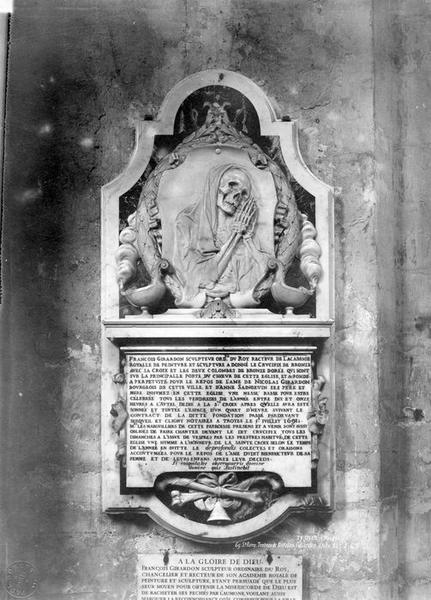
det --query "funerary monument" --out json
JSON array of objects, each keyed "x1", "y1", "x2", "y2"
[{"x1": 101, "y1": 69, "x2": 334, "y2": 596}]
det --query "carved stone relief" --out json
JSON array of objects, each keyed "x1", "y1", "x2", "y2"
[{"x1": 116, "y1": 99, "x2": 322, "y2": 316}]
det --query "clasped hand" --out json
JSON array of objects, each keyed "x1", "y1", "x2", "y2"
[{"x1": 231, "y1": 197, "x2": 257, "y2": 237}]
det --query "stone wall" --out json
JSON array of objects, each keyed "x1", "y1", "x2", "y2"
[
  {"x1": 1, "y1": 1, "x2": 429, "y2": 599},
  {"x1": 395, "y1": 1, "x2": 431, "y2": 598}
]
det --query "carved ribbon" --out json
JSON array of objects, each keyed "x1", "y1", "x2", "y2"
[
  {"x1": 111, "y1": 371, "x2": 129, "y2": 466},
  {"x1": 307, "y1": 376, "x2": 329, "y2": 468},
  {"x1": 110, "y1": 399, "x2": 128, "y2": 466}
]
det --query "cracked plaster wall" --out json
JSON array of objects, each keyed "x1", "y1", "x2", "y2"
[{"x1": 0, "y1": 1, "x2": 429, "y2": 599}]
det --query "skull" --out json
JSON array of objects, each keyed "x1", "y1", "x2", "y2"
[{"x1": 217, "y1": 167, "x2": 251, "y2": 215}]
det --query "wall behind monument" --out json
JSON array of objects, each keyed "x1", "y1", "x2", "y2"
[
  {"x1": 0, "y1": 1, "x2": 429, "y2": 598},
  {"x1": 392, "y1": 1, "x2": 431, "y2": 598}
]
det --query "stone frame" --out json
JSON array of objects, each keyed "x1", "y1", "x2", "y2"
[{"x1": 101, "y1": 69, "x2": 335, "y2": 542}]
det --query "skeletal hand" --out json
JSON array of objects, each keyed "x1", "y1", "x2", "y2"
[{"x1": 232, "y1": 197, "x2": 257, "y2": 236}]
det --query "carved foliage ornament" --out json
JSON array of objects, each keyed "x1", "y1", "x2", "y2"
[{"x1": 116, "y1": 101, "x2": 322, "y2": 314}]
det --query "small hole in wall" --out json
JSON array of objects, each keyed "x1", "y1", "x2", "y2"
[{"x1": 413, "y1": 408, "x2": 425, "y2": 421}]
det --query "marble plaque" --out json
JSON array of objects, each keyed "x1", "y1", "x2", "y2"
[
  {"x1": 125, "y1": 348, "x2": 313, "y2": 487},
  {"x1": 137, "y1": 553, "x2": 302, "y2": 600}
]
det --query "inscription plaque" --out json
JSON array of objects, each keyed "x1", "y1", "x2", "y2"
[
  {"x1": 125, "y1": 348, "x2": 313, "y2": 487},
  {"x1": 137, "y1": 553, "x2": 302, "y2": 600}
]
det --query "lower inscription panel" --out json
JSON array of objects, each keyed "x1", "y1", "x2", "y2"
[
  {"x1": 137, "y1": 553, "x2": 302, "y2": 600},
  {"x1": 125, "y1": 347, "x2": 314, "y2": 488}
]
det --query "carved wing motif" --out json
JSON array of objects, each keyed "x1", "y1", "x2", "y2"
[
  {"x1": 270, "y1": 161, "x2": 301, "y2": 268},
  {"x1": 135, "y1": 152, "x2": 187, "y2": 278},
  {"x1": 135, "y1": 169, "x2": 163, "y2": 277}
]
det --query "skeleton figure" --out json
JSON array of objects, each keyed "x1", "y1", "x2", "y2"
[{"x1": 172, "y1": 164, "x2": 271, "y2": 303}]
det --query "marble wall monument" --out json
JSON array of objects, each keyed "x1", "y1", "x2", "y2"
[{"x1": 101, "y1": 70, "x2": 334, "y2": 548}]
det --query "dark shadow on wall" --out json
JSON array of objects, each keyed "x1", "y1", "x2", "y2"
[{"x1": 0, "y1": 2, "x2": 174, "y2": 596}]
